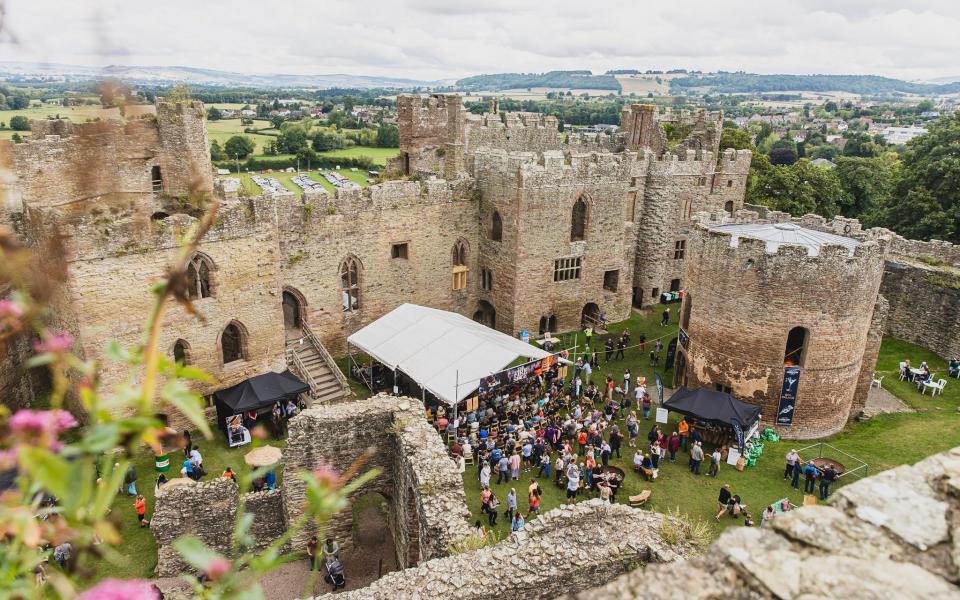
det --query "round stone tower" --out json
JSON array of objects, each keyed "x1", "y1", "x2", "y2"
[{"x1": 676, "y1": 222, "x2": 888, "y2": 438}]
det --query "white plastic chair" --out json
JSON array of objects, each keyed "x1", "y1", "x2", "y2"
[
  {"x1": 898, "y1": 362, "x2": 907, "y2": 381},
  {"x1": 871, "y1": 374, "x2": 884, "y2": 389}
]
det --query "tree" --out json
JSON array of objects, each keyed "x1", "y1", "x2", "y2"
[
  {"x1": 719, "y1": 127, "x2": 753, "y2": 151},
  {"x1": 277, "y1": 124, "x2": 308, "y2": 154},
  {"x1": 11, "y1": 132, "x2": 22, "y2": 143},
  {"x1": 843, "y1": 132, "x2": 880, "y2": 157},
  {"x1": 375, "y1": 124, "x2": 399, "y2": 148},
  {"x1": 810, "y1": 145, "x2": 839, "y2": 161},
  {"x1": 834, "y1": 155, "x2": 899, "y2": 219},
  {"x1": 9, "y1": 115, "x2": 30, "y2": 131},
  {"x1": 207, "y1": 107, "x2": 222, "y2": 121},
  {"x1": 768, "y1": 139, "x2": 799, "y2": 165},
  {"x1": 165, "y1": 84, "x2": 191, "y2": 103},
  {"x1": 312, "y1": 130, "x2": 344, "y2": 152},
  {"x1": 270, "y1": 116, "x2": 285, "y2": 130},
  {"x1": 747, "y1": 156, "x2": 842, "y2": 218},
  {"x1": 210, "y1": 140, "x2": 226, "y2": 161},
  {"x1": 876, "y1": 113, "x2": 960, "y2": 243},
  {"x1": 224, "y1": 135, "x2": 256, "y2": 159}
]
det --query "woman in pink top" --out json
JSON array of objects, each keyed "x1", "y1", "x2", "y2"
[{"x1": 509, "y1": 452, "x2": 521, "y2": 480}]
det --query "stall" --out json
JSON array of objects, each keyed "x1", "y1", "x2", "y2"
[
  {"x1": 347, "y1": 303, "x2": 563, "y2": 415},
  {"x1": 663, "y1": 387, "x2": 761, "y2": 454},
  {"x1": 214, "y1": 370, "x2": 310, "y2": 447}
]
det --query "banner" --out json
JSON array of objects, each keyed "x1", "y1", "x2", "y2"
[
  {"x1": 678, "y1": 328, "x2": 689, "y2": 350},
  {"x1": 655, "y1": 373, "x2": 664, "y2": 405},
  {"x1": 479, "y1": 354, "x2": 559, "y2": 394},
  {"x1": 777, "y1": 366, "x2": 801, "y2": 425},
  {"x1": 731, "y1": 418, "x2": 745, "y2": 453},
  {"x1": 665, "y1": 338, "x2": 677, "y2": 370}
]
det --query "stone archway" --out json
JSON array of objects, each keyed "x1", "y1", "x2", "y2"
[
  {"x1": 581, "y1": 302, "x2": 600, "y2": 328},
  {"x1": 473, "y1": 300, "x2": 496, "y2": 330},
  {"x1": 282, "y1": 286, "x2": 308, "y2": 339}
]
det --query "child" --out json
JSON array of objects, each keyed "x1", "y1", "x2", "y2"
[{"x1": 135, "y1": 494, "x2": 149, "y2": 528}]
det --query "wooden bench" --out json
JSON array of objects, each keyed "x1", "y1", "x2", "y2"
[{"x1": 629, "y1": 490, "x2": 651, "y2": 507}]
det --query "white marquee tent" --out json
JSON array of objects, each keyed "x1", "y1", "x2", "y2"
[{"x1": 347, "y1": 303, "x2": 558, "y2": 407}]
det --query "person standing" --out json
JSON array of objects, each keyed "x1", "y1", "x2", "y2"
[
  {"x1": 623, "y1": 368, "x2": 631, "y2": 395},
  {"x1": 134, "y1": 494, "x2": 149, "y2": 528},
  {"x1": 661, "y1": 307, "x2": 671, "y2": 326},
  {"x1": 760, "y1": 505, "x2": 776, "y2": 529},
  {"x1": 690, "y1": 441, "x2": 704, "y2": 475},
  {"x1": 820, "y1": 464, "x2": 838, "y2": 500},
  {"x1": 790, "y1": 459, "x2": 802, "y2": 490},
  {"x1": 565, "y1": 462, "x2": 580, "y2": 503},
  {"x1": 480, "y1": 462, "x2": 491, "y2": 488},
  {"x1": 668, "y1": 431, "x2": 680, "y2": 462},
  {"x1": 537, "y1": 452, "x2": 551, "y2": 479},
  {"x1": 708, "y1": 448, "x2": 722, "y2": 477},
  {"x1": 715, "y1": 484, "x2": 732, "y2": 521},
  {"x1": 784, "y1": 449, "x2": 800, "y2": 480},
  {"x1": 615, "y1": 337, "x2": 626, "y2": 360},
  {"x1": 678, "y1": 418, "x2": 690, "y2": 452},
  {"x1": 505, "y1": 488, "x2": 517, "y2": 524},
  {"x1": 497, "y1": 454, "x2": 510, "y2": 485},
  {"x1": 322, "y1": 538, "x2": 340, "y2": 565},
  {"x1": 803, "y1": 461, "x2": 819, "y2": 494},
  {"x1": 609, "y1": 427, "x2": 622, "y2": 459},
  {"x1": 604, "y1": 338, "x2": 614, "y2": 363},
  {"x1": 638, "y1": 332, "x2": 646, "y2": 353},
  {"x1": 509, "y1": 451, "x2": 521, "y2": 481},
  {"x1": 486, "y1": 492, "x2": 499, "y2": 526},
  {"x1": 641, "y1": 391, "x2": 652, "y2": 420}
]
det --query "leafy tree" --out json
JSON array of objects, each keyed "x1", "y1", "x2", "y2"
[
  {"x1": 207, "y1": 107, "x2": 222, "y2": 121},
  {"x1": 810, "y1": 145, "x2": 839, "y2": 161},
  {"x1": 747, "y1": 156, "x2": 842, "y2": 218},
  {"x1": 769, "y1": 139, "x2": 798, "y2": 165},
  {"x1": 210, "y1": 139, "x2": 226, "y2": 161},
  {"x1": 263, "y1": 140, "x2": 279, "y2": 156},
  {"x1": 834, "y1": 155, "x2": 899, "y2": 218},
  {"x1": 376, "y1": 124, "x2": 399, "y2": 148},
  {"x1": 224, "y1": 135, "x2": 256, "y2": 159},
  {"x1": 876, "y1": 113, "x2": 960, "y2": 243},
  {"x1": 843, "y1": 132, "x2": 881, "y2": 157},
  {"x1": 270, "y1": 115, "x2": 285, "y2": 130},
  {"x1": 719, "y1": 127, "x2": 752, "y2": 151},
  {"x1": 312, "y1": 130, "x2": 344, "y2": 152},
  {"x1": 9, "y1": 115, "x2": 30, "y2": 131},
  {"x1": 277, "y1": 124, "x2": 309, "y2": 154},
  {"x1": 11, "y1": 132, "x2": 22, "y2": 143}
]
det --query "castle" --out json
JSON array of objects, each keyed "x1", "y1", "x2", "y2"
[{"x1": 1, "y1": 94, "x2": 958, "y2": 438}]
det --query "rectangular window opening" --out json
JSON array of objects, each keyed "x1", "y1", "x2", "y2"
[
  {"x1": 674, "y1": 240, "x2": 686, "y2": 260},
  {"x1": 553, "y1": 256, "x2": 582, "y2": 282},
  {"x1": 391, "y1": 243, "x2": 409, "y2": 260},
  {"x1": 603, "y1": 269, "x2": 619, "y2": 292},
  {"x1": 452, "y1": 265, "x2": 468, "y2": 290}
]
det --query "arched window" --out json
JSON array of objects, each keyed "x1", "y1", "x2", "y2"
[
  {"x1": 340, "y1": 256, "x2": 361, "y2": 313},
  {"x1": 571, "y1": 198, "x2": 588, "y2": 241},
  {"x1": 724, "y1": 200, "x2": 734, "y2": 215},
  {"x1": 784, "y1": 327, "x2": 808, "y2": 366},
  {"x1": 186, "y1": 253, "x2": 214, "y2": 299},
  {"x1": 221, "y1": 321, "x2": 247, "y2": 364},
  {"x1": 172, "y1": 339, "x2": 190, "y2": 365},
  {"x1": 490, "y1": 211, "x2": 503, "y2": 242},
  {"x1": 452, "y1": 240, "x2": 467, "y2": 266}
]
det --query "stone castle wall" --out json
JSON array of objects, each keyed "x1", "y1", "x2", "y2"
[
  {"x1": 881, "y1": 259, "x2": 960, "y2": 360},
  {"x1": 313, "y1": 500, "x2": 699, "y2": 600},
  {"x1": 679, "y1": 224, "x2": 888, "y2": 438},
  {"x1": 570, "y1": 446, "x2": 960, "y2": 600}
]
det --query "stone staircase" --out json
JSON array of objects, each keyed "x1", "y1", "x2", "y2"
[{"x1": 286, "y1": 325, "x2": 351, "y2": 404}]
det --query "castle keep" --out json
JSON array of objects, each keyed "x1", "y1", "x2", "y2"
[{"x1": 1, "y1": 94, "x2": 958, "y2": 437}]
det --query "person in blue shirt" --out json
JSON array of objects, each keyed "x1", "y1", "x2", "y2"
[
  {"x1": 265, "y1": 469, "x2": 276, "y2": 490},
  {"x1": 802, "y1": 461, "x2": 819, "y2": 494},
  {"x1": 497, "y1": 455, "x2": 510, "y2": 485},
  {"x1": 490, "y1": 447, "x2": 503, "y2": 463},
  {"x1": 511, "y1": 512, "x2": 525, "y2": 532},
  {"x1": 949, "y1": 359, "x2": 960, "y2": 378}
]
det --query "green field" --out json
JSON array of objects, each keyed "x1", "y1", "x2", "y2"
[{"x1": 0, "y1": 103, "x2": 146, "y2": 140}]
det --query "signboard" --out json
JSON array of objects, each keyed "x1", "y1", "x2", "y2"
[
  {"x1": 479, "y1": 354, "x2": 559, "y2": 394},
  {"x1": 655, "y1": 407, "x2": 669, "y2": 424},
  {"x1": 654, "y1": 373, "x2": 664, "y2": 405},
  {"x1": 726, "y1": 447, "x2": 741, "y2": 466},
  {"x1": 731, "y1": 418, "x2": 745, "y2": 453},
  {"x1": 678, "y1": 328, "x2": 689, "y2": 349},
  {"x1": 776, "y1": 366, "x2": 801, "y2": 425}
]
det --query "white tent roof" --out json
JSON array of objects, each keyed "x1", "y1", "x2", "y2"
[
  {"x1": 347, "y1": 303, "x2": 556, "y2": 406},
  {"x1": 709, "y1": 222, "x2": 860, "y2": 257}
]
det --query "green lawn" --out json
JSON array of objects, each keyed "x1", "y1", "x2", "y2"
[
  {"x1": 460, "y1": 315, "x2": 960, "y2": 542},
  {"x1": 88, "y1": 306, "x2": 960, "y2": 581}
]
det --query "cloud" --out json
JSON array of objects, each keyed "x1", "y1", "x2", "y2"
[{"x1": 1, "y1": 0, "x2": 959, "y2": 81}]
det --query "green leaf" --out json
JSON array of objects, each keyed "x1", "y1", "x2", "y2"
[
  {"x1": 93, "y1": 460, "x2": 127, "y2": 518},
  {"x1": 75, "y1": 423, "x2": 121, "y2": 454},
  {"x1": 18, "y1": 447, "x2": 73, "y2": 500},
  {"x1": 104, "y1": 340, "x2": 130, "y2": 362},
  {"x1": 172, "y1": 535, "x2": 222, "y2": 572},
  {"x1": 161, "y1": 380, "x2": 212, "y2": 439},
  {"x1": 25, "y1": 354, "x2": 55, "y2": 368},
  {"x1": 175, "y1": 364, "x2": 214, "y2": 383}
]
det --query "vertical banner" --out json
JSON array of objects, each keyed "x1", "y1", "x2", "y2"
[
  {"x1": 731, "y1": 418, "x2": 745, "y2": 453},
  {"x1": 655, "y1": 373, "x2": 664, "y2": 405},
  {"x1": 777, "y1": 366, "x2": 800, "y2": 425},
  {"x1": 665, "y1": 337, "x2": 677, "y2": 370}
]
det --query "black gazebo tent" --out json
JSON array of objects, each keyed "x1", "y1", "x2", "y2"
[
  {"x1": 664, "y1": 387, "x2": 761, "y2": 449},
  {"x1": 214, "y1": 370, "x2": 309, "y2": 436}
]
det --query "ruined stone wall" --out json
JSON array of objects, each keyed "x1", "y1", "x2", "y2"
[
  {"x1": 243, "y1": 489, "x2": 286, "y2": 552},
  {"x1": 312, "y1": 500, "x2": 698, "y2": 600},
  {"x1": 679, "y1": 224, "x2": 888, "y2": 438},
  {"x1": 396, "y1": 95, "x2": 456, "y2": 176},
  {"x1": 880, "y1": 259, "x2": 960, "y2": 360},
  {"x1": 282, "y1": 396, "x2": 471, "y2": 568},
  {"x1": 572, "y1": 446, "x2": 960, "y2": 600},
  {"x1": 852, "y1": 294, "x2": 889, "y2": 415},
  {"x1": 277, "y1": 179, "x2": 480, "y2": 356},
  {"x1": 712, "y1": 148, "x2": 753, "y2": 214},
  {"x1": 152, "y1": 478, "x2": 239, "y2": 577},
  {"x1": 0, "y1": 333, "x2": 46, "y2": 410},
  {"x1": 474, "y1": 149, "x2": 639, "y2": 335},
  {"x1": 28, "y1": 196, "x2": 286, "y2": 405},
  {"x1": 155, "y1": 99, "x2": 214, "y2": 198}
]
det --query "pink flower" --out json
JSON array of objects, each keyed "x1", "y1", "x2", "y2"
[
  {"x1": 9, "y1": 409, "x2": 78, "y2": 436},
  {"x1": 33, "y1": 331, "x2": 74, "y2": 354},
  {"x1": 0, "y1": 299, "x2": 23, "y2": 319},
  {"x1": 204, "y1": 557, "x2": 232, "y2": 581},
  {"x1": 77, "y1": 578, "x2": 159, "y2": 600},
  {"x1": 312, "y1": 464, "x2": 341, "y2": 488},
  {"x1": 0, "y1": 448, "x2": 17, "y2": 469}
]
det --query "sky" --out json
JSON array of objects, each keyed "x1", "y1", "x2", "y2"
[{"x1": 2, "y1": 0, "x2": 960, "y2": 82}]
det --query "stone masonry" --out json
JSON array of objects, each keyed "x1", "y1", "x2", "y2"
[
  {"x1": 568, "y1": 445, "x2": 960, "y2": 600},
  {"x1": 311, "y1": 499, "x2": 699, "y2": 600}
]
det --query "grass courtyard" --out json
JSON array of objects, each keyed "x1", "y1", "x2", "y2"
[{"x1": 89, "y1": 308, "x2": 960, "y2": 582}]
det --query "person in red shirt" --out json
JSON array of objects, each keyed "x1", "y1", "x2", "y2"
[{"x1": 135, "y1": 494, "x2": 149, "y2": 528}]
